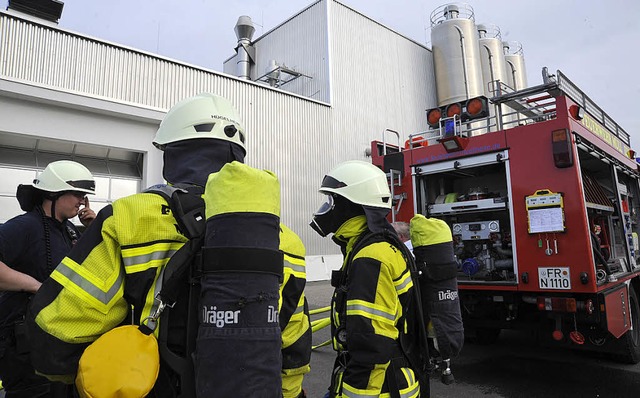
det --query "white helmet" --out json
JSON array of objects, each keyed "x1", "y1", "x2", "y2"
[
  {"x1": 153, "y1": 93, "x2": 246, "y2": 154},
  {"x1": 319, "y1": 160, "x2": 391, "y2": 209},
  {"x1": 33, "y1": 160, "x2": 96, "y2": 194}
]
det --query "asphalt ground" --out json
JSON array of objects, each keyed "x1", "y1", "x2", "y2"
[
  {"x1": 303, "y1": 281, "x2": 640, "y2": 398},
  {"x1": 304, "y1": 281, "x2": 335, "y2": 397}
]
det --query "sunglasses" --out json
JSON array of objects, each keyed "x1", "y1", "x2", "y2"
[{"x1": 68, "y1": 191, "x2": 87, "y2": 200}]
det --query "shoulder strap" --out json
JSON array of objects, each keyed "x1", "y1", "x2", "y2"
[
  {"x1": 343, "y1": 229, "x2": 417, "y2": 280},
  {"x1": 378, "y1": 230, "x2": 432, "y2": 392},
  {"x1": 144, "y1": 184, "x2": 205, "y2": 239},
  {"x1": 144, "y1": 184, "x2": 206, "y2": 307},
  {"x1": 333, "y1": 230, "x2": 382, "y2": 287}
]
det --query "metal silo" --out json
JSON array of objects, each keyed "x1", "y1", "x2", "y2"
[
  {"x1": 430, "y1": 3, "x2": 484, "y2": 107},
  {"x1": 477, "y1": 23, "x2": 514, "y2": 129},
  {"x1": 503, "y1": 41, "x2": 528, "y2": 91},
  {"x1": 477, "y1": 24, "x2": 508, "y2": 96}
]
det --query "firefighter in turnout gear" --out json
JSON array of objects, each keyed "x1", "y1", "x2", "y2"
[
  {"x1": 311, "y1": 160, "x2": 424, "y2": 398},
  {"x1": 279, "y1": 224, "x2": 312, "y2": 398},
  {"x1": 25, "y1": 92, "x2": 312, "y2": 397},
  {"x1": 0, "y1": 160, "x2": 95, "y2": 398}
]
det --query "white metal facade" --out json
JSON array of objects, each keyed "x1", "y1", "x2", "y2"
[{"x1": 0, "y1": 0, "x2": 437, "y2": 280}]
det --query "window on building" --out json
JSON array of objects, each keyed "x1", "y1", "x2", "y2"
[{"x1": 0, "y1": 135, "x2": 143, "y2": 224}]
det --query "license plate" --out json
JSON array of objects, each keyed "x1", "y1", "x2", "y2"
[{"x1": 538, "y1": 267, "x2": 571, "y2": 289}]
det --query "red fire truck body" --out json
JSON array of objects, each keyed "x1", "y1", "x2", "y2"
[{"x1": 371, "y1": 70, "x2": 640, "y2": 362}]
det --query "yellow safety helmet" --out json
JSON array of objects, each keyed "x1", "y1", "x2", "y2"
[
  {"x1": 153, "y1": 93, "x2": 246, "y2": 154},
  {"x1": 319, "y1": 160, "x2": 390, "y2": 209}
]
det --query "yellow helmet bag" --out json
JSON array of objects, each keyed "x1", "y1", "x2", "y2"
[{"x1": 76, "y1": 325, "x2": 160, "y2": 398}]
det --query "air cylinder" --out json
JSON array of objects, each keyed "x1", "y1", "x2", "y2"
[{"x1": 197, "y1": 162, "x2": 283, "y2": 397}]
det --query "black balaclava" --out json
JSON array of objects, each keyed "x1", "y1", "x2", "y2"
[
  {"x1": 162, "y1": 138, "x2": 245, "y2": 186},
  {"x1": 15, "y1": 185, "x2": 67, "y2": 221},
  {"x1": 362, "y1": 206, "x2": 394, "y2": 234},
  {"x1": 16, "y1": 184, "x2": 44, "y2": 212},
  {"x1": 310, "y1": 194, "x2": 365, "y2": 237}
]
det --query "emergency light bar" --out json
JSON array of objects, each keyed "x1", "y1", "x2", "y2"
[
  {"x1": 464, "y1": 97, "x2": 489, "y2": 120},
  {"x1": 426, "y1": 96, "x2": 490, "y2": 130},
  {"x1": 445, "y1": 103, "x2": 462, "y2": 118},
  {"x1": 427, "y1": 108, "x2": 442, "y2": 128}
]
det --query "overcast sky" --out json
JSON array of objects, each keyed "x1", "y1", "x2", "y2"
[{"x1": 4, "y1": 0, "x2": 640, "y2": 148}]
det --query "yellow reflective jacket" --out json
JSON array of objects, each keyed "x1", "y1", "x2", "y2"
[
  {"x1": 330, "y1": 216, "x2": 420, "y2": 398},
  {"x1": 279, "y1": 224, "x2": 312, "y2": 398},
  {"x1": 28, "y1": 191, "x2": 189, "y2": 382},
  {"x1": 28, "y1": 185, "x2": 312, "y2": 394}
]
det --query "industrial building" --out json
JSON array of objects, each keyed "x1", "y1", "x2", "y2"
[{"x1": 0, "y1": 0, "x2": 526, "y2": 280}]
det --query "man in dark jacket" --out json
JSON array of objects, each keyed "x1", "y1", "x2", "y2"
[{"x1": 0, "y1": 160, "x2": 95, "y2": 398}]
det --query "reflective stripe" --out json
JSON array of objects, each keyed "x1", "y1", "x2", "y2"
[
  {"x1": 401, "y1": 367, "x2": 417, "y2": 386},
  {"x1": 283, "y1": 259, "x2": 305, "y2": 274},
  {"x1": 122, "y1": 249, "x2": 178, "y2": 270},
  {"x1": 394, "y1": 271, "x2": 412, "y2": 294},
  {"x1": 120, "y1": 242, "x2": 183, "y2": 326},
  {"x1": 399, "y1": 380, "x2": 420, "y2": 398},
  {"x1": 342, "y1": 386, "x2": 381, "y2": 398},
  {"x1": 346, "y1": 301, "x2": 395, "y2": 322},
  {"x1": 53, "y1": 261, "x2": 123, "y2": 307},
  {"x1": 292, "y1": 301, "x2": 304, "y2": 315}
]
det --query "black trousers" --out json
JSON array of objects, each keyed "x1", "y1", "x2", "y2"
[{"x1": 0, "y1": 331, "x2": 73, "y2": 398}]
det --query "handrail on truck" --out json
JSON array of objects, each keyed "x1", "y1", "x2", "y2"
[{"x1": 381, "y1": 129, "x2": 403, "y2": 223}]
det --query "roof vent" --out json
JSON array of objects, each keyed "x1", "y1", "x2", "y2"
[
  {"x1": 234, "y1": 16, "x2": 256, "y2": 80},
  {"x1": 443, "y1": 4, "x2": 460, "y2": 19}
]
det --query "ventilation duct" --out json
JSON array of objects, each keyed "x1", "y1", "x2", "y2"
[{"x1": 234, "y1": 16, "x2": 256, "y2": 80}]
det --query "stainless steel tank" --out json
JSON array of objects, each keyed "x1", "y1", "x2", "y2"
[
  {"x1": 430, "y1": 3, "x2": 484, "y2": 107},
  {"x1": 503, "y1": 41, "x2": 528, "y2": 91},
  {"x1": 477, "y1": 24, "x2": 509, "y2": 97},
  {"x1": 477, "y1": 24, "x2": 514, "y2": 129}
]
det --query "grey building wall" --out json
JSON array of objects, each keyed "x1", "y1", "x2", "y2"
[
  {"x1": 224, "y1": 1, "x2": 330, "y2": 103},
  {"x1": 0, "y1": 0, "x2": 437, "y2": 279},
  {"x1": 328, "y1": 2, "x2": 437, "y2": 155},
  {"x1": 223, "y1": 0, "x2": 438, "y2": 260}
]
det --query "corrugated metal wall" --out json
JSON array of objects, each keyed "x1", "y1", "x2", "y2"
[
  {"x1": 0, "y1": 0, "x2": 438, "y2": 256},
  {"x1": 0, "y1": 10, "x2": 333, "y2": 255}
]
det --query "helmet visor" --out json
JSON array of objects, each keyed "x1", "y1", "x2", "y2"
[
  {"x1": 66, "y1": 179, "x2": 96, "y2": 192},
  {"x1": 320, "y1": 175, "x2": 347, "y2": 189},
  {"x1": 313, "y1": 194, "x2": 335, "y2": 216}
]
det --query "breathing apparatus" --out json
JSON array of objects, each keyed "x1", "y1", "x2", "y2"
[{"x1": 311, "y1": 160, "x2": 391, "y2": 237}]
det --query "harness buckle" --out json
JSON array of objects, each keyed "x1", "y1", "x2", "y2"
[{"x1": 141, "y1": 296, "x2": 175, "y2": 331}]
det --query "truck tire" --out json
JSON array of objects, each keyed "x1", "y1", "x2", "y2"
[{"x1": 616, "y1": 286, "x2": 640, "y2": 364}]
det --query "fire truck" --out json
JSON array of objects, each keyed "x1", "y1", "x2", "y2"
[{"x1": 371, "y1": 68, "x2": 640, "y2": 363}]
